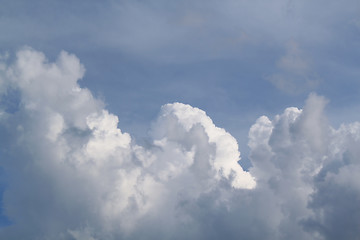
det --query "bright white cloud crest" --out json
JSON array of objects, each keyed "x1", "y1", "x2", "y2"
[{"x1": 0, "y1": 48, "x2": 359, "y2": 240}]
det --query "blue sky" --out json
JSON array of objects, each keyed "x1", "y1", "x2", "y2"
[
  {"x1": 1, "y1": 0, "x2": 359, "y2": 138},
  {"x1": 0, "y1": 0, "x2": 360, "y2": 239}
]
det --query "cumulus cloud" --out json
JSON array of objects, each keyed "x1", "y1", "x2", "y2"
[
  {"x1": 0, "y1": 48, "x2": 359, "y2": 240},
  {"x1": 0, "y1": 48, "x2": 254, "y2": 239}
]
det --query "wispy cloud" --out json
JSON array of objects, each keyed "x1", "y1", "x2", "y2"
[{"x1": 266, "y1": 41, "x2": 320, "y2": 94}]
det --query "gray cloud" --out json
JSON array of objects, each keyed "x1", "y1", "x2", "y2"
[
  {"x1": 0, "y1": 49, "x2": 359, "y2": 240},
  {"x1": 266, "y1": 41, "x2": 320, "y2": 94},
  {"x1": 1, "y1": 0, "x2": 357, "y2": 62}
]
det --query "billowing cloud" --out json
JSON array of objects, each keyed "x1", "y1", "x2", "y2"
[{"x1": 0, "y1": 49, "x2": 359, "y2": 240}]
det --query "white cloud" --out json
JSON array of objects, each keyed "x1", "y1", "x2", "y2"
[
  {"x1": 0, "y1": 48, "x2": 254, "y2": 239},
  {"x1": 151, "y1": 102, "x2": 255, "y2": 189},
  {"x1": 0, "y1": 48, "x2": 360, "y2": 240}
]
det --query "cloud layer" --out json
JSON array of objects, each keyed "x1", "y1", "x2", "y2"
[{"x1": 0, "y1": 49, "x2": 359, "y2": 239}]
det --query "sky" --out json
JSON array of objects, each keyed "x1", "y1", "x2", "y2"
[{"x1": 0, "y1": 0, "x2": 360, "y2": 239}]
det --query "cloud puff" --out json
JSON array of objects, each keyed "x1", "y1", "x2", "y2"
[
  {"x1": 248, "y1": 93, "x2": 360, "y2": 239},
  {"x1": 0, "y1": 48, "x2": 359, "y2": 240}
]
